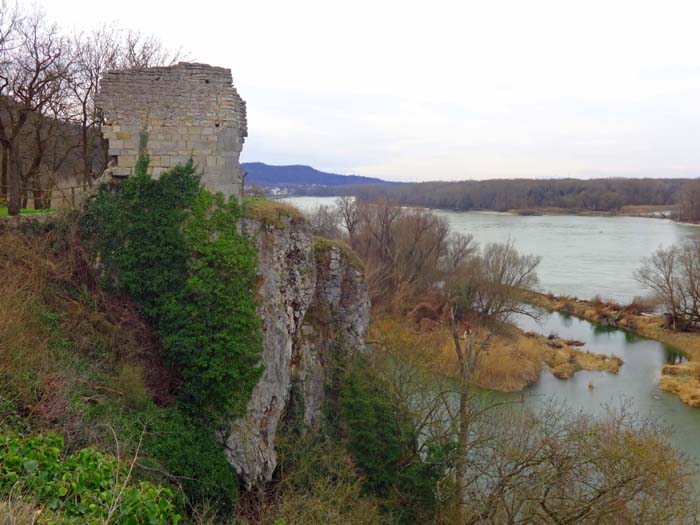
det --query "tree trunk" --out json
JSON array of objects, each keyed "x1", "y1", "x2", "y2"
[
  {"x1": 8, "y1": 150, "x2": 21, "y2": 216},
  {"x1": 32, "y1": 188, "x2": 46, "y2": 210},
  {"x1": 456, "y1": 383, "x2": 469, "y2": 524},
  {"x1": 1, "y1": 145, "x2": 7, "y2": 200},
  {"x1": 82, "y1": 125, "x2": 91, "y2": 188}
]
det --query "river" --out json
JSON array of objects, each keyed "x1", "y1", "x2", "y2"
[
  {"x1": 282, "y1": 195, "x2": 699, "y2": 304},
  {"x1": 282, "y1": 196, "x2": 700, "y2": 464}
]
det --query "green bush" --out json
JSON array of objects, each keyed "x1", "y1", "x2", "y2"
[
  {"x1": 258, "y1": 394, "x2": 384, "y2": 525},
  {"x1": 0, "y1": 433, "x2": 180, "y2": 524},
  {"x1": 79, "y1": 157, "x2": 262, "y2": 422},
  {"x1": 340, "y1": 357, "x2": 446, "y2": 524},
  {"x1": 143, "y1": 407, "x2": 239, "y2": 515}
]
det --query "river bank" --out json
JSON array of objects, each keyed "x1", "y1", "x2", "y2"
[
  {"x1": 525, "y1": 291, "x2": 700, "y2": 407},
  {"x1": 506, "y1": 204, "x2": 676, "y2": 219}
]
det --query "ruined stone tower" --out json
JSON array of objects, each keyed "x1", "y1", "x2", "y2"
[{"x1": 96, "y1": 62, "x2": 247, "y2": 199}]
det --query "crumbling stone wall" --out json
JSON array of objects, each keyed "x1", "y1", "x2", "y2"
[{"x1": 96, "y1": 62, "x2": 247, "y2": 198}]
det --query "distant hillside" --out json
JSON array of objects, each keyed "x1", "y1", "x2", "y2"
[{"x1": 242, "y1": 162, "x2": 400, "y2": 188}]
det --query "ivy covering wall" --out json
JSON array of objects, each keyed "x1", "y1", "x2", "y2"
[{"x1": 79, "y1": 150, "x2": 262, "y2": 424}]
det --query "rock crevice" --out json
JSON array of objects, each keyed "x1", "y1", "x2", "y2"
[{"x1": 220, "y1": 217, "x2": 369, "y2": 488}]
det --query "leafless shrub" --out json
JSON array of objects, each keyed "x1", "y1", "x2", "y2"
[
  {"x1": 306, "y1": 204, "x2": 342, "y2": 239},
  {"x1": 637, "y1": 235, "x2": 700, "y2": 330}
]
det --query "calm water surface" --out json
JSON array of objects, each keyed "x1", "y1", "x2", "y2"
[
  {"x1": 516, "y1": 311, "x2": 699, "y2": 463},
  {"x1": 283, "y1": 196, "x2": 699, "y2": 303},
  {"x1": 284, "y1": 196, "x2": 700, "y2": 463}
]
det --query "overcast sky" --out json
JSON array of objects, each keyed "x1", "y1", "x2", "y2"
[{"x1": 35, "y1": 0, "x2": 700, "y2": 181}]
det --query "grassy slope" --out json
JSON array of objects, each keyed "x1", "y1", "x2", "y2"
[
  {"x1": 0, "y1": 210, "x2": 384, "y2": 524},
  {"x1": 0, "y1": 221, "x2": 180, "y2": 504}
]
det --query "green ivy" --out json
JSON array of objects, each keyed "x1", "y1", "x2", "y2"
[
  {"x1": 0, "y1": 433, "x2": 180, "y2": 524},
  {"x1": 340, "y1": 356, "x2": 448, "y2": 524},
  {"x1": 79, "y1": 155, "x2": 262, "y2": 423},
  {"x1": 142, "y1": 407, "x2": 239, "y2": 514}
]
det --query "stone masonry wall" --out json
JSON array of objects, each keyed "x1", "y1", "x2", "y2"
[{"x1": 96, "y1": 62, "x2": 247, "y2": 198}]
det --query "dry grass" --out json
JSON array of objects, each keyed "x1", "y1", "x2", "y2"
[
  {"x1": 619, "y1": 204, "x2": 678, "y2": 216},
  {"x1": 539, "y1": 334, "x2": 622, "y2": 379},
  {"x1": 527, "y1": 291, "x2": 700, "y2": 358},
  {"x1": 470, "y1": 332, "x2": 542, "y2": 391},
  {"x1": 0, "y1": 226, "x2": 176, "y2": 435},
  {"x1": 0, "y1": 499, "x2": 40, "y2": 525},
  {"x1": 371, "y1": 314, "x2": 620, "y2": 393},
  {"x1": 0, "y1": 231, "x2": 69, "y2": 428},
  {"x1": 660, "y1": 362, "x2": 700, "y2": 407},
  {"x1": 243, "y1": 197, "x2": 306, "y2": 228},
  {"x1": 660, "y1": 376, "x2": 700, "y2": 407},
  {"x1": 314, "y1": 236, "x2": 365, "y2": 272}
]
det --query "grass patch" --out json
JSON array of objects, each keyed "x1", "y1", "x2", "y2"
[
  {"x1": 0, "y1": 216, "x2": 242, "y2": 519},
  {"x1": 243, "y1": 415, "x2": 384, "y2": 525},
  {"x1": 660, "y1": 362, "x2": 700, "y2": 407},
  {"x1": 471, "y1": 330, "x2": 543, "y2": 391},
  {"x1": 0, "y1": 206, "x2": 53, "y2": 217},
  {"x1": 314, "y1": 236, "x2": 365, "y2": 272},
  {"x1": 242, "y1": 196, "x2": 305, "y2": 228}
]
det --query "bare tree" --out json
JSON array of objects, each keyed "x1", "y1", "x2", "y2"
[
  {"x1": 372, "y1": 310, "x2": 697, "y2": 523},
  {"x1": 678, "y1": 180, "x2": 700, "y2": 223},
  {"x1": 0, "y1": 7, "x2": 70, "y2": 215},
  {"x1": 307, "y1": 204, "x2": 342, "y2": 238},
  {"x1": 68, "y1": 24, "x2": 122, "y2": 188},
  {"x1": 637, "y1": 244, "x2": 681, "y2": 328},
  {"x1": 336, "y1": 195, "x2": 359, "y2": 241},
  {"x1": 455, "y1": 403, "x2": 697, "y2": 523},
  {"x1": 445, "y1": 240, "x2": 540, "y2": 522},
  {"x1": 0, "y1": 0, "x2": 21, "y2": 202},
  {"x1": 67, "y1": 25, "x2": 184, "y2": 189},
  {"x1": 121, "y1": 29, "x2": 182, "y2": 69},
  {"x1": 636, "y1": 236, "x2": 700, "y2": 331},
  {"x1": 394, "y1": 208, "x2": 450, "y2": 289},
  {"x1": 443, "y1": 231, "x2": 477, "y2": 273}
]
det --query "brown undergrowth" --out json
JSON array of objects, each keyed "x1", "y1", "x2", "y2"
[
  {"x1": 370, "y1": 312, "x2": 621, "y2": 393},
  {"x1": 0, "y1": 220, "x2": 176, "y2": 441},
  {"x1": 659, "y1": 363, "x2": 700, "y2": 408}
]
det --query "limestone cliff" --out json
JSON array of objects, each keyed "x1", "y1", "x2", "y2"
[{"x1": 219, "y1": 213, "x2": 370, "y2": 488}]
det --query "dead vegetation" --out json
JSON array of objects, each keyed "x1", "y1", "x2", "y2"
[
  {"x1": 371, "y1": 314, "x2": 621, "y2": 393},
  {"x1": 0, "y1": 221, "x2": 175, "y2": 437},
  {"x1": 243, "y1": 197, "x2": 306, "y2": 228},
  {"x1": 660, "y1": 362, "x2": 700, "y2": 407}
]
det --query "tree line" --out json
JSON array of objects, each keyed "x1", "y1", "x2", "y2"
[
  {"x1": 308, "y1": 177, "x2": 690, "y2": 213},
  {"x1": 0, "y1": 2, "x2": 182, "y2": 215}
]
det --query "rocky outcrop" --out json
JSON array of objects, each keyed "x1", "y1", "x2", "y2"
[{"x1": 219, "y1": 215, "x2": 369, "y2": 488}]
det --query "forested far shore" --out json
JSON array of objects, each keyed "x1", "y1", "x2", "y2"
[{"x1": 302, "y1": 177, "x2": 697, "y2": 214}]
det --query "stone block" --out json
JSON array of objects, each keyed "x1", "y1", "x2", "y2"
[
  {"x1": 119, "y1": 155, "x2": 137, "y2": 168},
  {"x1": 112, "y1": 167, "x2": 131, "y2": 177},
  {"x1": 96, "y1": 62, "x2": 247, "y2": 200}
]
